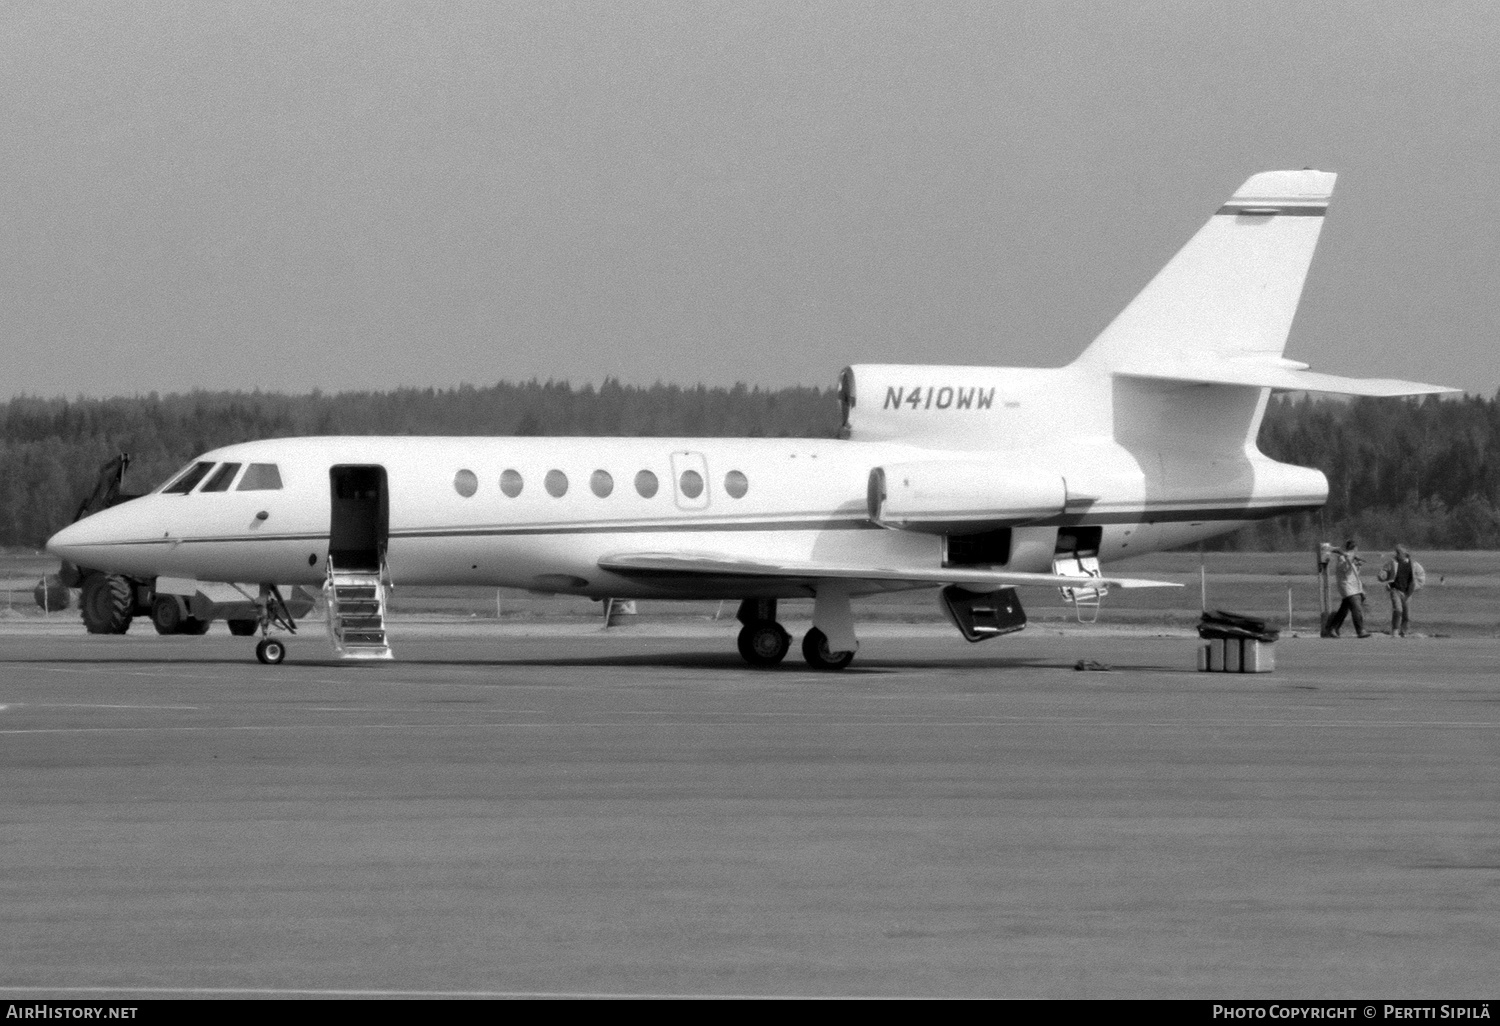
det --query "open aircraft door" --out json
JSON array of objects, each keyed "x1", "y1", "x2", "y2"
[{"x1": 328, "y1": 465, "x2": 389, "y2": 570}]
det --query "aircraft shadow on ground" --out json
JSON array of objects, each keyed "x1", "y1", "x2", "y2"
[{"x1": 0, "y1": 652, "x2": 1183, "y2": 673}]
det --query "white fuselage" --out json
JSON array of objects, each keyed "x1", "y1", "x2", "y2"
[{"x1": 48, "y1": 428, "x2": 1325, "y2": 600}]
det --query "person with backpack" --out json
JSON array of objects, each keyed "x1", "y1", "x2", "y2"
[{"x1": 1377, "y1": 544, "x2": 1426, "y2": 637}]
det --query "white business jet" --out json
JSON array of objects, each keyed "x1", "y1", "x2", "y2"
[{"x1": 47, "y1": 170, "x2": 1454, "y2": 667}]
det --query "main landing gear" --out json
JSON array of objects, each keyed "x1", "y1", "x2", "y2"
[
  {"x1": 735, "y1": 599, "x2": 856, "y2": 671},
  {"x1": 252, "y1": 584, "x2": 298, "y2": 665},
  {"x1": 737, "y1": 611, "x2": 791, "y2": 667},
  {"x1": 801, "y1": 627, "x2": 855, "y2": 671}
]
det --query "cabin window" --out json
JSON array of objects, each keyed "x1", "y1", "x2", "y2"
[
  {"x1": 162, "y1": 462, "x2": 215, "y2": 495},
  {"x1": 545, "y1": 470, "x2": 568, "y2": 497},
  {"x1": 635, "y1": 470, "x2": 658, "y2": 498},
  {"x1": 454, "y1": 469, "x2": 478, "y2": 497},
  {"x1": 500, "y1": 469, "x2": 523, "y2": 497},
  {"x1": 590, "y1": 470, "x2": 613, "y2": 497},
  {"x1": 200, "y1": 463, "x2": 242, "y2": 493},
  {"x1": 678, "y1": 469, "x2": 704, "y2": 499},
  {"x1": 724, "y1": 470, "x2": 748, "y2": 499},
  {"x1": 236, "y1": 464, "x2": 283, "y2": 491}
]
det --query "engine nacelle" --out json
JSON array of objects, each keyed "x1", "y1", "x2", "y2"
[{"x1": 868, "y1": 461, "x2": 1066, "y2": 534}]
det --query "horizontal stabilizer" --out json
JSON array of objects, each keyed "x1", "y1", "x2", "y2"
[
  {"x1": 599, "y1": 551, "x2": 1180, "y2": 592},
  {"x1": 1117, "y1": 360, "x2": 1459, "y2": 397}
]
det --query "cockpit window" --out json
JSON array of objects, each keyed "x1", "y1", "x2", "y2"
[
  {"x1": 200, "y1": 462, "x2": 242, "y2": 493},
  {"x1": 161, "y1": 462, "x2": 215, "y2": 495},
  {"x1": 236, "y1": 463, "x2": 283, "y2": 491}
]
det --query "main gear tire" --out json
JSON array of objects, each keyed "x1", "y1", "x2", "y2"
[
  {"x1": 181, "y1": 617, "x2": 211, "y2": 635},
  {"x1": 81, "y1": 574, "x2": 133, "y2": 635},
  {"x1": 736, "y1": 620, "x2": 790, "y2": 667},
  {"x1": 801, "y1": 627, "x2": 855, "y2": 671},
  {"x1": 227, "y1": 619, "x2": 258, "y2": 637}
]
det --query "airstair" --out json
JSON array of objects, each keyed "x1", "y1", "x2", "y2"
[
  {"x1": 1053, "y1": 554, "x2": 1109, "y2": 624},
  {"x1": 324, "y1": 558, "x2": 394, "y2": 660}
]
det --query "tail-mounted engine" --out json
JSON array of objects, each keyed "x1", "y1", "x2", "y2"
[{"x1": 867, "y1": 461, "x2": 1065, "y2": 534}]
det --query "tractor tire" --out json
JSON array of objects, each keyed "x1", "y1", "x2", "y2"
[
  {"x1": 33, "y1": 575, "x2": 71, "y2": 612},
  {"x1": 81, "y1": 574, "x2": 133, "y2": 635}
]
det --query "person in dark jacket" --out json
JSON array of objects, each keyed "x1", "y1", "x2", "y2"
[
  {"x1": 1377, "y1": 543, "x2": 1426, "y2": 637},
  {"x1": 1324, "y1": 539, "x2": 1371, "y2": 638}
]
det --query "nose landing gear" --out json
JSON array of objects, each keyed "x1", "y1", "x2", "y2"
[{"x1": 251, "y1": 584, "x2": 298, "y2": 665}]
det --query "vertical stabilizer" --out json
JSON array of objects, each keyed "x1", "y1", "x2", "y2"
[{"x1": 1074, "y1": 170, "x2": 1335, "y2": 372}]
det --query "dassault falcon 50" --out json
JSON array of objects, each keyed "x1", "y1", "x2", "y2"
[{"x1": 48, "y1": 170, "x2": 1455, "y2": 666}]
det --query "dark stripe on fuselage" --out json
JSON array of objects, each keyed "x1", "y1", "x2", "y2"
[
  {"x1": 393, "y1": 518, "x2": 880, "y2": 539},
  {"x1": 1036, "y1": 501, "x2": 1318, "y2": 527},
  {"x1": 82, "y1": 500, "x2": 1318, "y2": 550},
  {"x1": 108, "y1": 532, "x2": 328, "y2": 546}
]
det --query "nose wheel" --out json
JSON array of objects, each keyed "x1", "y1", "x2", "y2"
[{"x1": 250, "y1": 584, "x2": 298, "y2": 664}]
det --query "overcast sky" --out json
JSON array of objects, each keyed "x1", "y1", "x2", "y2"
[{"x1": 3, "y1": 0, "x2": 1496, "y2": 399}]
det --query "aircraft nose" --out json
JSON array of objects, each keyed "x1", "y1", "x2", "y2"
[
  {"x1": 46, "y1": 503, "x2": 145, "y2": 571},
  {"x1": 47, "y1": 516, "x2": 108, "y2": 564}
]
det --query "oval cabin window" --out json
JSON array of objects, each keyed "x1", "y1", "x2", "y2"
[
  {"x1": 590, "y1": 470, "x2": 614, "y2": 497},
  {"x1": 679, "y1": 469, "x2": 704, "y2": 499},
  {"x1": 454, "y1": 469, "x2": 478, "y2": 497},
  {"x1": 500, "y1": 469, "x2": 523, "y2": 497},
  {"x1": 724, "y1": 470, "x2": 748, "y2": 499},
  {"x1": 545, "y1": 470, "x2": 568, "y2": 497},
  {"x1": 635, "y1": 470, "x2": 659, "y2": 498}
]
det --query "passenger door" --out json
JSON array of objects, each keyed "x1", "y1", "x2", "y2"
[{"x1": 328, "y1": 465, "x2": 389, "y2": 571}]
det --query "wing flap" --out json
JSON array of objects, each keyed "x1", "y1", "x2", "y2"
[{"x1": 599, "y1": 551, "x2": 1179, "y2": 591}]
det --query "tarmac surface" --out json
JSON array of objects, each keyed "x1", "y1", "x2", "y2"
[{"x1": 0, "y1": 621, "x2": 1496, "y2": 998}]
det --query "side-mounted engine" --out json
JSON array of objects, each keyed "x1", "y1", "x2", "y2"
[{"x1": 866, "y1": 461, "x2": 1064, "y2": 534}]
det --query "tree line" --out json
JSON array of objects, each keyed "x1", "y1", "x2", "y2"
[
  {"x1": 1246, "y1": 392, "x2": 1500, "y2": 550},
  {"x1": 1, "y1": 383, "x2": 1496, "y2": 550}
]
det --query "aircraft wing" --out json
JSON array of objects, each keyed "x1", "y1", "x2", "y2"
[{"x1": 598, "y1": 551, "x2": 1180, "y2": 591}]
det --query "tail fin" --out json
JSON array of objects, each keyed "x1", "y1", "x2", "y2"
[{"x1": 1074, "y1": 169, "x2": 1336, "y2": 371}]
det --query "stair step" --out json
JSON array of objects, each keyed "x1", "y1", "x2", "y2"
[{"x1": 325, "y1": 564, "x2": 393, "y2": 660}]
